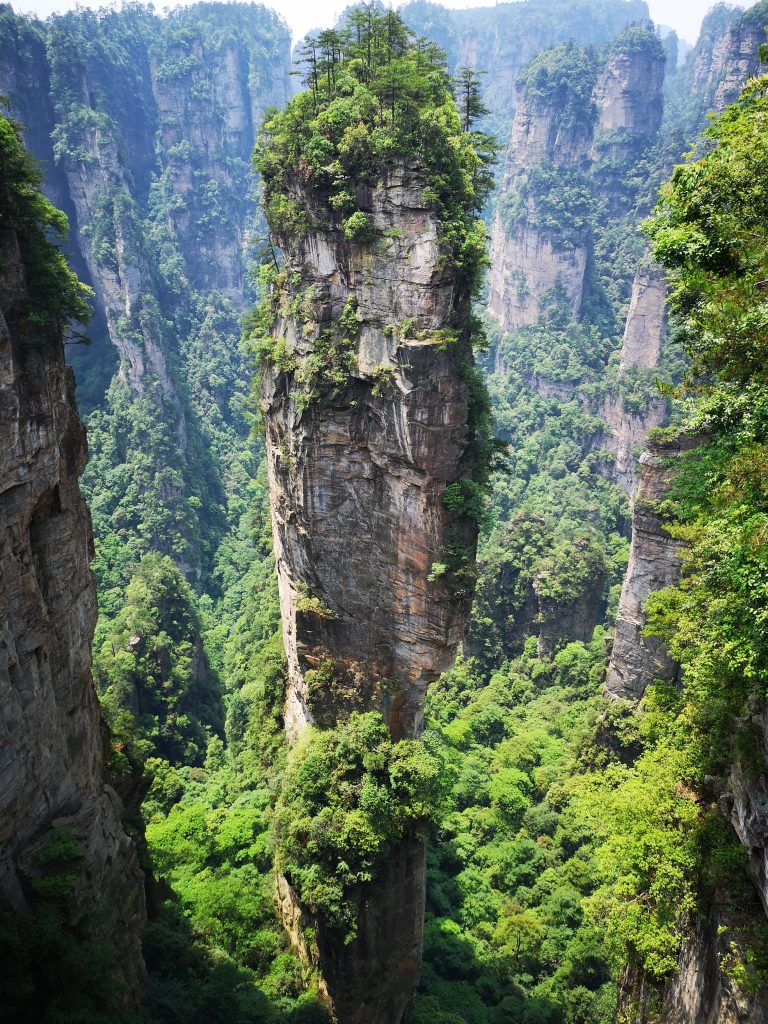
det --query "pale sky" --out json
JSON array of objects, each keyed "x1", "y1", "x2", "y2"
[{"x1": 13, "y1": 0, "x2": 753, "y2": 48}]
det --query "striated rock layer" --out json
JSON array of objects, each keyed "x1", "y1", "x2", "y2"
[
  {"x1": 616, "y1": 896, "x2": 768, "y2": 1024},
  {"x1": 604, "y1": 432, "x2": 697, "y2": 701},
  {"x1": 0, "y1": 231, "x2": 146, "y2": 999},
  {"x1": 262, "y1": 160, "x2": 480, "y2": 1023}
]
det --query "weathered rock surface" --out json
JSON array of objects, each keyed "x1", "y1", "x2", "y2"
[
  {"x1": 488, "y1": 29, "x2": 665, "y2": 337},
  {"x1": 486, "y1": 54, "x2": 596, "y2": 333},
  {"x1": 593, "y1": 43, "x2": 665, "y2": 137},
  {"x1": 400, "y1": 0, "x2": 649, "y2": 142},
  {"x1": 262, "y1": 160, "x2": 479, "y2": 1022},
  {"x1": 687, "y1": 2, "x2": 766, "y2": 122},
  {"x1": 276, "y1": 837, "x2": 427, "y2": 1024},
  {"x1": 604, "y1": 433, "x2": 700, "y2": 701},
  {"x1": 488, "y1": 217, "x2": 589, "y2": 333},
  {"x1": 0, "y1": 231, "x2": 146, "y2": 1000},
  {"x1": 616, "y1": 894, "x2": 768, "y2": 1024},
  {"x1": 591, "y1": 38, "x2": 665, "y2": 190}
]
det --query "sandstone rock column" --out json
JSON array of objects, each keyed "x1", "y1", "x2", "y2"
[
  {"x1": 261, "y1": 160, "x2": 481, "y2": 1023},
  {"x1": 604, "y1": 432, "x2": 701, "y2": 701}
]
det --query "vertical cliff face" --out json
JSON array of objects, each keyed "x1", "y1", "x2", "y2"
[
  {"x1": 616, "y1": 898, "x2": 768, "y2": 1024},
  {"x1": 0, "y1": 231, "x2": 146, "y2": 998},
  {"x1": 487, "y1": 47, "x2": 597, "y2": 333},
  {"x1": 596, "y1": 267, "x2": 669, "y2": 495},
  {"x1": 591, "y1": 37, "x2": 664, "y2": 204},
  {"x1": 605, "y1": 429, "x2": 768, "y2": 1024},
  {"x1": 604, "y1": 433, "x2": 698, "y2": 700},
  {"x1": 593, "y1": 42, "x2": 664, "y2": 136},
  {"x1": 488, "y1": 30, "x2": 665, "y2": 338},
  {"x1": 686, "y1": 2, "x2": 767, "y2": 121},
  {"x1": 261, "y1": 156, "x2": 480, "y2": 1021},
  {"x1": 263, "y1": 162, "x2": 478, "y2": 746},
  {"x1": 150, "y1": 25, "x2": 287, "y2": 300}
]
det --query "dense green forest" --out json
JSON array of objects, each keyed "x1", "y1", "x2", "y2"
[{"x1": 3, "y1": 1, "x2": 768, "y2": 1022}]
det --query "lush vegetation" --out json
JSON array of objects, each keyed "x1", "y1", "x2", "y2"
[
  {"x1": 0, "y1": 108, "x2": 91, "y2": 333},
  {"x1": 6, "y1": 1, "x2": 768, "y2": 1021},
  {"x1": 256, "y1": 7, "x2": 495, "y2": 291},
  {"x1": 274, "y1": 714, "x2": 443, "y2": 940},
  {"x1": 578, "y1": 69, "x2": 768, "y2": 983}
]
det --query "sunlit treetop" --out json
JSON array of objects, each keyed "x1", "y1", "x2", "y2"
[
  {"x1": 255, "y1": 4, "x2": 497, "y2": 291},
  {"x1": 647, "y1": 73, "x2": 768, "y2": 390}
]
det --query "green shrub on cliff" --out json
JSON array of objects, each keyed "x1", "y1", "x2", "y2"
[
  {"x1": 255, "y1": 7, "x2": 495, "y2": 292},
  {"x1": 273, "y1": 712, "x2": 446, "y2": 940},
  {"x1": 0, "y1": 109, "x2": 91, "y2": 332}
]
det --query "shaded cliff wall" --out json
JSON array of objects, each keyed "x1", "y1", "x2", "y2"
[
  {"x1": 603, "y1": 433, "x2": 698, "y2": 701},
  {"x1": 0, "y1": 228, "x2": 146, "y2": 999},
  {"x1": 487, "y1": 44, "x2": 598, "y2": 333},
  {"x1": 0, "y1": 3, "x2": 292, "y2": 577},
  {"x1": 616, "y1": 899, "x2": 768, "y2": 1024},
  {"x1": 262, "y1": 160, "x2": 479, "y2": 1023},
  {"x1": 487, "y1": 31, "x2": 671, "y2": 499}
]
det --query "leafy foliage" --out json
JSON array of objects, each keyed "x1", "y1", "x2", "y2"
[
  {"x1": 274, "y1": 713, "x2": 444, "y2": 939},
  {"x1": 0, "y1": 109, "x2": 91, "y2": 333},
  {"x1": 94, "y1": 552, "x2": 224, "y2": 767},
  {"x1": 256, "y1": 6, "x2": 495, "y2": 292}
]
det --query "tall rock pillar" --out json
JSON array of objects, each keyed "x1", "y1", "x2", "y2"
[{"x1": 260, "y1": 158, "x2": 481, "y2": 1022}]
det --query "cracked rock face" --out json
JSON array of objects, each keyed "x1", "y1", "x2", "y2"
[
  {"x1": 603, "y1": 434, "x2": 701, "y2": 701},
  {"x1": 262, "y1": 160, "x2": 479, "y2": 1023},
  {"x1": 263, "y1": 162, "x2": 478, "y2": 746},
  {"x1": 0, "y1": 231, "x2": 146, "y2": 1002},
  {"x1": 616, "y1": 897, "x2": 768, "y2": 1024}
]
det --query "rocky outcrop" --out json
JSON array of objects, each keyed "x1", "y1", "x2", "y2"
[
  {"x1": 725, "y1": 737, "x2": 768, "y2": 920},
  {"x1": 488, "y1": 27, "x2": 665, "y2": 337},
  {"x1": 593, "y1": 41, "x2": 665, "y2": 137},
  {"x1": 616, "y1": 893, "x2": 768, "y2": 1024},
  {"x1": 276, "y1": 837, "x2": 427, "y2": 1024},
  {"x1": 604, "y1": 433, "x2": 701, "y2": 701},
  {"x1": 594, "y1": 269, "x2": 669, "y2": 493},
  {"x1": 488, "y1": 217, "x2": 589, "y2": 333},
  {"x1": 687, "y1": 2, "x2": 766, "y2": 122},
  {"x1": 0, "y1": 231, "x2": 146, "y2": 999},
  {"x1": 595, "y1": 391, "x2": 668, "y2": 496},
  {"x1": 620, "y1": 269, "x2": 667, "y2": 370},
  {"x1": 262, "y1": 160, "x2": 479, "y2": 1022}
]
